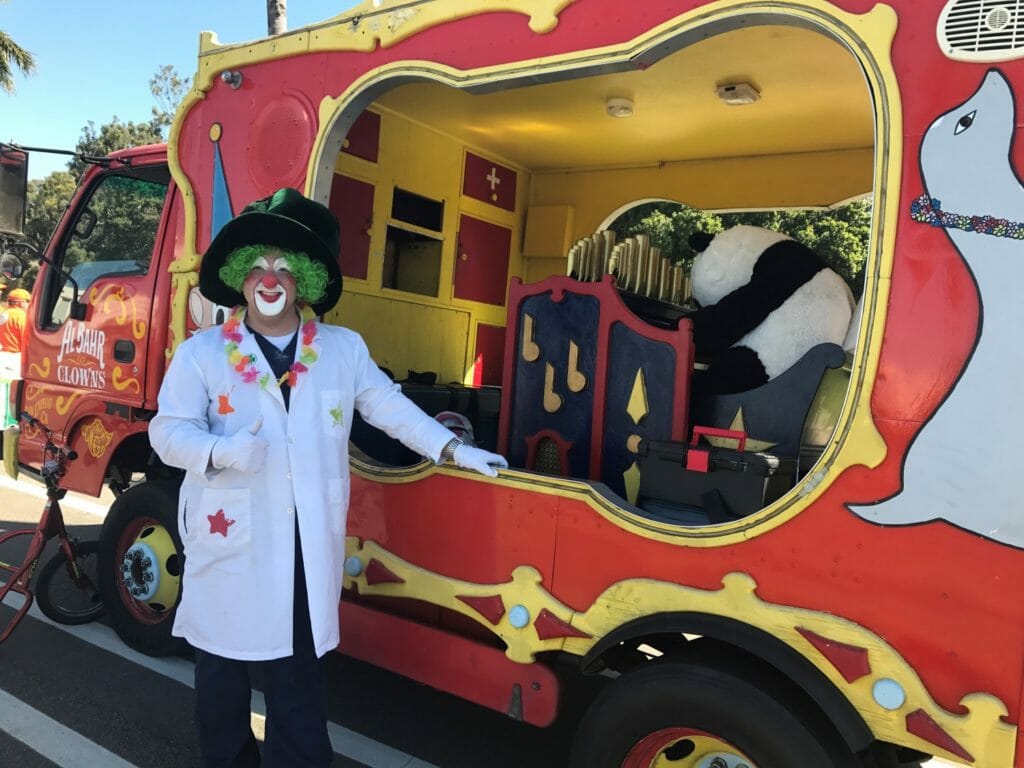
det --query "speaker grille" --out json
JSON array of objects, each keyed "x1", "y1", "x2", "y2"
[{"x1": 939, "y1": 1, "x2": 1024, "y2": 61}]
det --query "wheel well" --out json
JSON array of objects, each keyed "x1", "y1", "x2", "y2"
[
  {"x1": 105, "y1": 431, "x2": 180, "y2": 491},
  {"x1": 579, "y1": 612, "x2": 873, "y2": 755},
  {"x1": 109, "y1": 432, "x2": 152, "y2": 475}
]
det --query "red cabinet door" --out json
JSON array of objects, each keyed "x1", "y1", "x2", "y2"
[
  {"x1": 341, "y1": 110, "x2": 381, "y2": 163},
  {"x1": 454, "y1": 214, "x2": 511, "y2": 306},
  {"x1": 329, "y1": 174, "x2": 374, "y2": 280},
  {"x1": 463, "y1": 151, "x2": 517, "y2": 212}
]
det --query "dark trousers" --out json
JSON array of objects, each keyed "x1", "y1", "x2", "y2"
[{"x1": 193, "y1": 527, "x2": 332, "y2": 768}]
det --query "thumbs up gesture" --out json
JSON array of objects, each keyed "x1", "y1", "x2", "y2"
[{"x1": 211, "y1": 418, "x2": 268, "y2": 474}]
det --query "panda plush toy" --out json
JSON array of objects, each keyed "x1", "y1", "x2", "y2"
[{"x1": 687, "y1": 225, "x2": 855, "y2": 394}]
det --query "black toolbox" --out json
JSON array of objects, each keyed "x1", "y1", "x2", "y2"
[{"x1": 637, "y1": 434, "x2": 796, "y2": 525}]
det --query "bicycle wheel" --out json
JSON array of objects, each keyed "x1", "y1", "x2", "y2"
[{"x1": 35, "y1": 539, "x2": 105, "y2": 625}]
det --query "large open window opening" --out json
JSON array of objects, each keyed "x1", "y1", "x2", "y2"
[{"x1": 324, "y1": 14, "x2": 879, "y2": 529}]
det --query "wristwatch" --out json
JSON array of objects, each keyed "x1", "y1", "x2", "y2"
[{"x1": 440, "y1": 436, "x2": 463, "y2": 462}]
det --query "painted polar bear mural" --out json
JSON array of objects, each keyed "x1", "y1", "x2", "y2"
[{"x1": 852, "y1": 70, "x2": 1024, "y2": 548}]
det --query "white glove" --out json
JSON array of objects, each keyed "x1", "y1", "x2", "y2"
[
  {"x1": 211, "y1": 418, "x2": 268, "y2": 474},
  {"x1": 453, "y1": 443, "x2": 508, "y2": 478}
]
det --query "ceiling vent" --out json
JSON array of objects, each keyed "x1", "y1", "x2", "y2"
[{"x1": 938, "y1": 0, "x2": 1024, "y2": 62}]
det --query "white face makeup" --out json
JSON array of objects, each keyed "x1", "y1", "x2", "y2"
[{"x1": 243, "y1": 254, "x2": 296, "y2": 319}]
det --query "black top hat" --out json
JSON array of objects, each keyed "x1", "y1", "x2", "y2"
[{"x1": 199, "y1": 187, "x2": 343, "y2": 315}]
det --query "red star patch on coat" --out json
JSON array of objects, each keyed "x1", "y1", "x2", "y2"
[{"x1": 208, "y1": 508, "x2": 235, "y2": 537}]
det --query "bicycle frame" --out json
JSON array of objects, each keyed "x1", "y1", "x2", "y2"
[
  {"x1": 0, "y1": 493, "x2": 70, "y2": 642},
  {"x1": 0, "y1": 414, "x2": 79, "y2": 643}
]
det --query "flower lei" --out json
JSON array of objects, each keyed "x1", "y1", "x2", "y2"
[
  {"x1": 222, "y1": 305, "x2": 319, "y2": 389},
  {"x1": 911, "y1": 194, "x2": 1024, "y2": 240}
]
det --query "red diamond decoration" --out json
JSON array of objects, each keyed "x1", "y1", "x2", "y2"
[
  {"x1": 456, "y1": 594, "x2": 506, "y2": 625},
  {"x1": 797, "y1": 627, "x2": 872, "y2": 683},
  {"x1": 534, "y1": 608, "x2": 590, "y2": 640},
  {"x1": 905, "y1": 709, "x2": 974, "y2": 763},
  {"x1": 364, "y1": 558, "x2": 405, "y2": 585}
]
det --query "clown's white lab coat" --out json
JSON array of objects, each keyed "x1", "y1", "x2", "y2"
[{"x1": 149, "y1": 317, "x2": 454, "y2": 660}]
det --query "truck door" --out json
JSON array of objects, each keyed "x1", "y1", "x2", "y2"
[{"x1": 20, "y1": 163, "x2": 170, "y2": 457}]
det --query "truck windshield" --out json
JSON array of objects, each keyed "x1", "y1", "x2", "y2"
[{"x1": 44, "y1": 168, "x2": 169, "y2": 327}]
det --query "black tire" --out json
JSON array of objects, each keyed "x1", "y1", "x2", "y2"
[
  {"x1": 98, "y1": 480, "x2": 185, "y2": 657},
  {"x1": 570, "y1": 660, "x2": 839, "y2": 768},
  {"x1": 35, "y1": 539, "x2": 105, "y2": 625}
]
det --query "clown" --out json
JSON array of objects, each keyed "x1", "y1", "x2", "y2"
[{"x1": 149, "y1": 188, "x2": 506, "y2": 768}]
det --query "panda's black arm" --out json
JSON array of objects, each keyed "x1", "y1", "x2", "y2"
[{"x1": 690, "y1": 240, "x2": 825, "y2": 355}]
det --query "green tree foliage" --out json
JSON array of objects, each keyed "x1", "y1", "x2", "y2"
[
  {"x1": 149, "y1": 65, "x2": 190, "y2": 135},
  {"x1": 67, "y1": 118, "x2": 164, "y2": 178},
  {"x1": 22, "y1": 171, "x2": 76, "y2": 255},
  {"x1": 608, "y1": 198, "x2": 873, "y2": 294},
  {"x1": 0, "y1": 28, "x2": 35, "y2": 93}
]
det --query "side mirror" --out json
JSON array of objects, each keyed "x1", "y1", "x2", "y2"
[
  {"x1": 0, "y1": 145, "x2": 28, "y2": 237},
  {"x1": 73, "y1": 208, "x2": 97, "y2": 240},
  {"x1": 0, "y1": 251, "x2": 24, "y2": 281}
]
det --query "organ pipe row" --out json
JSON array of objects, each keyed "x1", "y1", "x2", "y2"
[{"x1": 565, "y1": 231, "x2": 691, "y2": 305}]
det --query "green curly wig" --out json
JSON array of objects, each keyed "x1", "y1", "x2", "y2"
[{"x1": 219, "y1": 245, "x2": 328, "y2": 306}]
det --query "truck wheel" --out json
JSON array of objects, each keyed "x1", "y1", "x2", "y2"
[
  {"x1": 98, "y1": 480, "x2": 185, "y2": 657},
  {"x1": 570, "y1": 661, "x2": 838, "y2": 768}
]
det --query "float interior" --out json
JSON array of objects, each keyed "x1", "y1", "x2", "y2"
[{"x1": 325, "y1": 19, "x2": 876, "y2": 524}]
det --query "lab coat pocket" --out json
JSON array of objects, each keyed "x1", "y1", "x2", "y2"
[
  {"x1": 185, "y1": 487, "x2": 253, "y2": 576},
  {"x1": 321, "y1": 389, "x2": 346, "y2": 439}
]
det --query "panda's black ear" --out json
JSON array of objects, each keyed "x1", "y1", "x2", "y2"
[{"x1": 689, "y1": 231, "x2": 714, "y2": 252}]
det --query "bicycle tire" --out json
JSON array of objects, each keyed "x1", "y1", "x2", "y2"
[{"x1": 35, "y1": 539, "x2": 105, "y2": 625}]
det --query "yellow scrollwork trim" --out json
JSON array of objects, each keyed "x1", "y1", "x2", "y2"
[
  {"x1": 343, "y1": 540, "x2": 1015, "y2": 766},
  {"x1": 89, "y1": 284, "x2": 147, "y2": 340},
  {"x1": 168, "y1": 272, "x2": 200, "y2": 359},
  {"x1": 55, "y1": 392, "x2": 81, "y2": 416},
  {"x1": 111, "y1": 367, "x2": 141, "y2": 393},
  {"x1": 28, "y1": 358, "x2": 51, "y2": 379}
]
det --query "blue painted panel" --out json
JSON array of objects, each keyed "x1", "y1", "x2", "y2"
[{"x1": 509, "y1": 291, "x2": 599, "y2": 478}]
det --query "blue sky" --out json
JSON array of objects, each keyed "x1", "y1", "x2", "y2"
[{"x1": 3, "y1": 1, "x2": 360, "y2": 179}]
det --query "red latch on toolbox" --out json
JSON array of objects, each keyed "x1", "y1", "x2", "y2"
[
  {"x1": 690, "y1": 425, "x2": 747, "y2": 452},
  {"x1": 686, "y1": 447, "x2": 711, "y2": 472}
]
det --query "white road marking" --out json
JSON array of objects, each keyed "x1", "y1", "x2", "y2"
[
  {"x1": 3, "y1": 589, "x2": 440, "y2": 768},
  {"x1": 0, "y1": 473, "x2": 109, "y2": 517},
  {"x1": 0, "y1": 687, "x2": 139, "y2": 768}
]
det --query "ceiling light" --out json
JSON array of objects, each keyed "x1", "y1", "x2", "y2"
[
  {"x1": 716, "y1": 82, "x2": 760, "y2": 106},
  {"x1": 606, "y1": 97, "x2": 634, "y2": 118}
]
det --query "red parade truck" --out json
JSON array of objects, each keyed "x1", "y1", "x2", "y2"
[{"x1": 1, "y1": 0, "x2": 1023, "y2": 765}]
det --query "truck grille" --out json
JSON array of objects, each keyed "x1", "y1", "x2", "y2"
[{"x1": 939, "y1": 0, "x2": 1024, "y2": 61}]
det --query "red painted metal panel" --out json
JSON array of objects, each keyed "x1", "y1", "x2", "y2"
[
  {"x1": 339, "y1": 599, "x2": 560, "y2": 727},
  {"x1": 474, "y1": 323, "x2": 506, "y2": 386},
  {"x1": 329, "y1": 174, "x2": 374, "y2": 280},
  {"x1": 455, "y1": 214, "x2": 511, "y2": 306},
  {"x1": 341, "y1": 110, "x2": 381, "y2": 163},
  {"x1": 463, "y1": 151, "x2": 517, "y2": 212}
]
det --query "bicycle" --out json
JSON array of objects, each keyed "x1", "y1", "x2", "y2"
[{"x1": 0, "y1": 411, "x2": 104, "y2": 643}]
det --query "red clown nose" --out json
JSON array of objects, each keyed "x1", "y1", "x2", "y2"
[{"x1": 260, "y1": 275, "x2": 280, "y2": 290}]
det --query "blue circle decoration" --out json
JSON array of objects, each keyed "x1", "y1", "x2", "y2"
[{"x1": 509, "y1": 604, "x2": 531, "y2": 629}]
